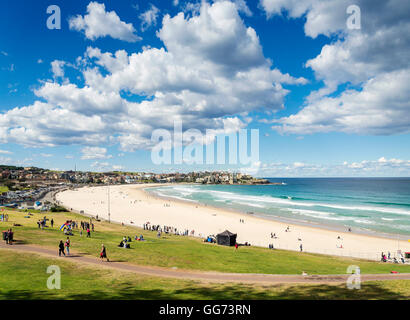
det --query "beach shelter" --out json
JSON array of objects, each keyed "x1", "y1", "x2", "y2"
[{"x1": 216, "y1": 230, "x2": 237, "y2": 246}]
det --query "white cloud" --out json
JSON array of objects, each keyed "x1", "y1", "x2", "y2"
[
  {"x1": 90, "y1": 161, "x2": 122, "y2": 171},
  {"x1": 256, "y1": 157, "x2": 410, "y2": 177},
  {"x1": 0, "y1": 149, "x2": 12, "y2": 155},
  {"x1": 69, "y1": 2, "x2": 141, "y2": 42},
  {"x1": 37, "y1": 59, "x2": 43, "y2": 64},
  {"x1": 273, "y1": 69, "x2": 410, "y2": 135},
  {"x1": 51, "y1": 60, "x2": 65, "y2": 79},
  {"x1": 139, "y1": 4, "x2": 160, "y2": 31},
  {"x1": 0, "y1": 1, "x2": 304, "y2": 151},
  {"x1": 264, "y1": 0, "x2": 410, "y2": 135},
  {"x1": 232, "y1": 0, "x2": 252, "y2": 16},
  {"x1": 0, "y1": 156, "x2": 13, "y2": 165},
  {"x1": 81, "y1": 146, "x2": 112, "y2": 160}
]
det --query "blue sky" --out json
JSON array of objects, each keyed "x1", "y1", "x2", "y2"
[{"x1": 0, "y1": 0, "x2": 409, "y2": 176}]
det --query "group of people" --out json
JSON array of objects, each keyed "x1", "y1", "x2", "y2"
[
  {"x1": 37, "y1": 216, "x2": 49, "y2": 229},
  {"x1": 62, "y1": 220, "x2": 93, "y2": 237},
  {"x1": 381, "y1": 251, "x2": 406, "y2": 264},
  {"x1": 58, "y1": 237, "x2": 71, "y2": 256},
  {"x1": 117, "y1": 232, "x2": 148, "y2": 248},
  {"x1": 57, "y1": 238, "x2": 109, "y2": 262},
  {"x1": 2, "y1": 228, "x2": 13, "y2": 244},
  {"x1": 80, "y1": 221, "x2": 94, "y2": 232},
  {"x1": 142, "y1": 222, "x2": 194, "y2": 237},
  {"x1": 268, "y1": 228, "x2": 305, "y2": 252},
  {"x1": 118, "y1": 236, "x2": 132, "y2": 248}
]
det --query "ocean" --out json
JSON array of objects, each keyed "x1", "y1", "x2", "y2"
[{"x1": 147, "y1": 178, "x2": 410, "y2": 238}]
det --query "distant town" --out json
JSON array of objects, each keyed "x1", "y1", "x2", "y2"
[{"x1": 0, "y1": 165, "x2": 271, "y2": 206}]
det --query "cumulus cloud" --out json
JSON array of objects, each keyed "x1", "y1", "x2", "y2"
[
  {"x1": 81, "y1": 146, "x2": 112, "y2": 160},
  {"x1": 257, "y1": 157, "x2": 410, "y2": 177},
  {"x1": 273, "y1": 70, "x2": 410, "y2": 135},
  {"x1": 90, "y1": 161, "x2": 122, "y2": 171},
  {"x1": 0, "y1": 149, "x2": 12, "y2": 154},
  {"x1": 0, "y1": 156, "x2": 13, "y2": 165},
  {"x1": 69, "y1": 2, "x2": 141, "y2": 42},
  {"x1": 51, "y1": 60, "x2": 65, "y2": 79},
  {"x1": 263, "y1": 0, "x2": 410, "y2": 135},
  {"x1": 0, "y1": 1, "x2": 304, "y2": 152},
  {"x1": 139, "y1": 4, "x2": 160, "y2": 31}
]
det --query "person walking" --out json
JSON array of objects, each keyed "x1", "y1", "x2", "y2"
[
  {"x1": 65, "y1": 237, "x2": 70, "y2": 256},
  {"x1": 300, "y1": 244, "x2": 303, "y2": 252},
  {"x1": 235, "y1": 243, "x2": 238, "y2": 250},
  {"x1": 87, "y1": 228, "x2": 91, "y2": 238},
  {"x1": 58, "y1": 240, "x2": 65, "y2": 256},
  {"x1": 100, "y1": 244, "x2": 109, "y2": 262},
  {"x1": 51, "y1": 218, "x2": 54, "y2": 228}
]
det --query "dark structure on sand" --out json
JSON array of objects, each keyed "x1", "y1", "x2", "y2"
[{"x1": 216, "y1": 230, "x2": 237, "y2": 246}]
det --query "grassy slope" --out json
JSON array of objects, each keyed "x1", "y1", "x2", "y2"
[
  {"x1": 0, "y1": 250, "x2": 409, "y2": 300},
  {"x1": 2, "y1": 209, "x2": 410, "y2": 275}
]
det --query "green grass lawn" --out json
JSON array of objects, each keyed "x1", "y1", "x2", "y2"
[
  {"x1": 1, "y1": 209, "x2": 410, "y2": 275},
  {"x1": 0, "y1": 186, "x2": 9, "y2": 193},
  {"x1": 0, "y1": 250, "x2": 409, "y2": 300}
]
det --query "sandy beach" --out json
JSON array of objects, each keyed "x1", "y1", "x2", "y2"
[{"x1": 56, "y1": 184, "x2": 410, "y2": 261}]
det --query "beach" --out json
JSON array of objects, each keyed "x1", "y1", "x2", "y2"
[{"x1": 56, "y1": 184, "x2": 410, "y2": 261}]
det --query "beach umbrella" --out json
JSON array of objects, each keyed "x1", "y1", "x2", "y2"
[{"x1": 59, "y1": 224, "x2": 67, "y2": 231}]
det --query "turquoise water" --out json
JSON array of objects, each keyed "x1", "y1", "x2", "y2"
[{"x1": 148, "y1": 178, "x2": 410, "y2": 237}]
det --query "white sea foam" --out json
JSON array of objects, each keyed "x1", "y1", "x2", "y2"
[{"x1": 154, "y1": 185, "x2": 410, "y2": 219}]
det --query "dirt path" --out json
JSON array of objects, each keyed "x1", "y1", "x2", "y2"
[{"x1": 1, "y1": 242, "x2": 409, "y2": 285}]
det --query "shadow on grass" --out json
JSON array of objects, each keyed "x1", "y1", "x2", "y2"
[
  {"x1": 0, "y1": 282, "x2": 407, "y2": 300},
  {"x1": 10, "y1": 239, "x2": 29, "y2": 245}
]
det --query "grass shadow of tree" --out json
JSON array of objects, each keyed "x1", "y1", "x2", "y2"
[{"x1": 0, "y1": 282, "x2": 407, "y2": 300}]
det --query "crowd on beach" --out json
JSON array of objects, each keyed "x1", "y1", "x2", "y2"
[
  {"x1": 381, "y1": 251, "x2": 407, "y2": 264},
  {"x1": 143, "y1": 222, "x2": 195, "y2": 237}
]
